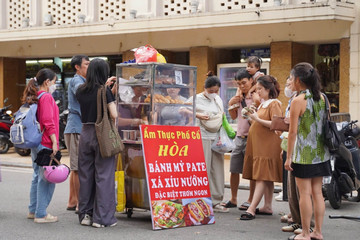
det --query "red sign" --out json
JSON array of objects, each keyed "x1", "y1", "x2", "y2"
[{"x1": 140, "y1": 125, "x2": 215, "y2": 230}]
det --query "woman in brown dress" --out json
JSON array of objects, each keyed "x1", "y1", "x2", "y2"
[{"x1": 240, "y1": 75, "x2": 282, "y2": 220}]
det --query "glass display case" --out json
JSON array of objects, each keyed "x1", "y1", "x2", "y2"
[
  {"x1": 115, "y1": 63, "x2": 197, "y2": 214},
  {"x1": 217, "y1": 62, "x2": 269, "y2": 124}
]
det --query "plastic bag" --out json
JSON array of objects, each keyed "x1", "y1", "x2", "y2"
[
  {"x1": 115, "y1": 154, "x2": 126, "y2": 212},
  {"x1": 211, "y1": 127, "x2": 236, "y2": 154},
  {"x1": 134, "y1": 45, "x2": 158, "y2": 63},
  {"x1": 222, "y1": 114, "x2": 236, "y2": 139}
]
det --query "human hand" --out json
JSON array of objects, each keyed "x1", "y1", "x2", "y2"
[
  {"x1": 229, "y1": 95, "x2": 242, "y2": 106},
  {"x1": 131, "y1": 118, "x2": 142, "y2": 126},
  {"x1": 248, "y1": 111, "x2": 258, "y2": 121},
  {"x1": 106, "y1": 76, "x2": 116, "y2": 86},
  {"x1": 284, "y1": 159, "x2": 293, "y2": 171},
  {"x1": 284, "y1": 117, "x2": 290, "y2": 124},
  {"x1": 197, "y1": 113, "x2": 210, "y2": 120},
  {"x1": 52, "y1": 142, "x2": 58, "y2": 156}
]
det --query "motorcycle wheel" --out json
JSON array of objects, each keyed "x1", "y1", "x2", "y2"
[
  {"x1": 15, "y1": 147, "x2": 31, "y2": 156},
  {"x1": 327, "y1": 177, "x2": 342, "y2": 209},
  {"x1": 0, "y1": 138, "x2": 10, "y2": 153}
]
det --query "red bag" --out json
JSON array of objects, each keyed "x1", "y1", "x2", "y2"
[{"x1": 134, "y1": 45, "x2": 158, "y2": 63}]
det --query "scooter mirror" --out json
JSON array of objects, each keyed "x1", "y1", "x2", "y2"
[{"x1": 6, "y1": 110, "x2": 12, "y2": 115}]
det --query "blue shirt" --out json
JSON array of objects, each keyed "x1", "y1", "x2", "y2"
[{"x1": 64, "y1": 74, "x2": 85, "y2": 134}]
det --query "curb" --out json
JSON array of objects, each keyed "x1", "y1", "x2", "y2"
[{"x1": 0, "y1": 161, "x2": 32, "y2": 169}]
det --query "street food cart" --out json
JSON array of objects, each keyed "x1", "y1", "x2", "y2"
[{"x1": 116, "y1": 63, "x2": 197, "y2": 217}]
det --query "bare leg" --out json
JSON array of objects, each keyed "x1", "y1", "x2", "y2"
[
  {"x1": 229, "y1": 173, "x2": 240, "y2": 204},
  {"x1": 310, "y1": 177, "x2": 324, "y2": 240},
  {"x1": 260, "y1": 181, "x2": 274, "y2": 213},
  {"x1": 67, "y1": 171, "x2": 79, "y2": 208},
  {"x1": 295, "y1": 177, "x2": 312, "y2": 240},
  {"x1": 247, "y1": 180, "x2": 255, "y2": 203},
  {"x1": 246, "y1": 180, "x2": 266, "y2": 215}
]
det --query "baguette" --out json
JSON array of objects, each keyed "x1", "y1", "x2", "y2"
[{"x1": 187, "y1": 202, "x2": 204, "y2": 222}]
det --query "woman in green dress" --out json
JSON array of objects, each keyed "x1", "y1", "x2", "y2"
[{"x1": 285, "y1": 62, "x2": 331, "y2": 240}]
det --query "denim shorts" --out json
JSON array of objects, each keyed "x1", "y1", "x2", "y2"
[{"x1": 229, "y1": 136, "x2": 248, "y2": 173}]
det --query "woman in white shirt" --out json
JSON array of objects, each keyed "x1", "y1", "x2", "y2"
[{"x1": 189, "y1": 71, "x2": 228, "y2": 213}]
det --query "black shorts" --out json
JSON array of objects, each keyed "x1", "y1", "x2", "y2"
[{"x1": 291, "y1": 160, "x2": 331, "y2": 179}]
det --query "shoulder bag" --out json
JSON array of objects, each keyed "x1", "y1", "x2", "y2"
[
  {"x1": 322, "y1": 93, "x2": 342, "y2": 153},
  {"x1": 200, "y1": 96, "x2": 223, "y2": 133},
  {"x1": 95, "y1": 86, "x2": 124, "y2": 158},
  {"x1": 270, "y1": 115, "x2": 289, "y2": 131}
]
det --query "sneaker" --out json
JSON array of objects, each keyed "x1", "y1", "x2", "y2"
[
  {"x1": 27, "y1": 213, "x2": 35, "y2": 219},
  {"x1": 34, "y1": 214, "x2": 58, "y2": 223},
  {"x1": 282, "y1": 223, "x2": 301, "y2": 232},
  {"x1": 81, "y1": 214, "x2": 92, "y2": 226},
  {"x1": 294, "y1": 227, "x2": 314, "y2": 235},
  {"x1": 213, "y1": 204, "x2": 229, "y2": 213},
  {"x1": 275, "y1": 191, "x2": 283, "y2": 201},
  {"x1": 92, "y1": 222, "x2": 105, "y2": 228},
  {"x1": 92, "y1": 222, "x2": 117, "y2": 228}
]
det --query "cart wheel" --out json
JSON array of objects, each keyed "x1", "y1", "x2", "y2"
[
  {"x1": 127, "y1": 208, "x2": 133, "y2": 218},
  {"x1": 327, "y1": 177, "x2": 341, "y2": 209}
]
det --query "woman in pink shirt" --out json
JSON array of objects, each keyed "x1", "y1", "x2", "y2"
[{"x1": 22, "y1": 68, "x2": 59, "y2": 223}]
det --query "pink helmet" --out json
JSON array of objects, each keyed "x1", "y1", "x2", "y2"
[{"x1": 43, "y1": 164, "x2": 70, "y2": 183}]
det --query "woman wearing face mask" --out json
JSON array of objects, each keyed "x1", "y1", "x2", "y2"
[
  {"x1": 22, "y1": 68, "x2": 60, "y2": 223},
  {"x1": 188, "y1": 71, "x2": 229, "y2": 212}
]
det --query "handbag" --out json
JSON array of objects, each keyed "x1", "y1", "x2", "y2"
[
  {"x1": 200, "y1": 96, "x2": 223, "y2": 133},
  {"x1": 200, "y1": 113, "x2": 223, "y2": 133},
  {"x1": 270, "y1": 115, "x2": 289, "y2": 131},
  {"x1": 322, "y1": 93, "x2": 342, "y2": 153},
  {"x1": 222, "y1": 114, "x2": 236, "y2": 139},
  {"x1": 115, "y1": 154, "x2": 126, "y2": 212},
  {"x1": 95, "y1": 86, "x2": 124, "y2": 158},
  {"x1": 35, "y1": 149, "x2": 62, "y2": 166},
  {"x1": 211, "y1": 127, "x2": 236, "y2": 154}
]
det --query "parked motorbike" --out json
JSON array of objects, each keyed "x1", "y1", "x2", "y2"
[
  {"x1": 0, "y1": 98, "x2": 31, "y2": 156},
  {"x1": 324, "y1": 120, "x2": 360, "y2": 209}
]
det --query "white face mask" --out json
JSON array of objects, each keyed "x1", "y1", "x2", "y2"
[
  {"x1": 284, "y1": 86, "x2": 295, "y2": 98},
  {"x1": 205, "y1": 92, "x2": 217, "y2": 100},
  {"x1": 49, "y1": 84, "x2": 57, "y2": 94}
]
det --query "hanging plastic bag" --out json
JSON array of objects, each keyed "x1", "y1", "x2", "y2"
[
  {"x1": 115, "y1": 154, "x2": 126, "y2": 212},
  {"x1": 211, "y1": 127, "x2": 236, "y2": 154},
  {"x1": 222, "y1": 114, "x2": 236, "y2": 139},
  {"x1": 134, "y1": 45, "x2": 158, "y2": 63}
]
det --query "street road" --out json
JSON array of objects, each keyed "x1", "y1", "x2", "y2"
[{"x1": 0, "y1": 165, "x2": 359, "y2": 240}]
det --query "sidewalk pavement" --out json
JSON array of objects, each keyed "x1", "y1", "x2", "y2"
[
  {"x1": 0, "y1": 148, "x2": 70, "y2": 168},
  {"x1": 0, "y1": 149, "x2": 281, "y2": 192}
]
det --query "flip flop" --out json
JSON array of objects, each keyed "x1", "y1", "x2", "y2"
[
  {"x1": 221, "y1": 200, "x2": 237, "y2": 208},
  {"x1": 240, "y1": 212, "x2": 255, "y2": 220},
  {"x1": 66, "y1": 206, "x2": 76, "y2": 211},
  {"x1": 255, "y1": 208, "x2": 273, "y2": 215},
  {"x1": 238, "y1": 201, "x2": 250, "y2": 210}
]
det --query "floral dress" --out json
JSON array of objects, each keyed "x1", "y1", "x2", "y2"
[{"x1": 292, "y1": 89, "x2": 331, "y2": 178}]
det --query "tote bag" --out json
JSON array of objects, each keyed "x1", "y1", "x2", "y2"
[{"x1": 95, "y1": 86, "x2": 124, "y2": 158}]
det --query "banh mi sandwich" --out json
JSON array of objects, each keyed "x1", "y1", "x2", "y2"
[
  {"x1": 187, "y1": 202, "x2": 204, "y2": 222},
  {"x1": 195, "y1": 199, "x2": 211, "y2": 217}
]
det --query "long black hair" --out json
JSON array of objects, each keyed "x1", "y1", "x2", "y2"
[
  {"x1": 290, "y1": 62, "x2": 321, "y2": 101},
  {"x1": 77, "y1": 58, "x2": 109, "y2": 94}
]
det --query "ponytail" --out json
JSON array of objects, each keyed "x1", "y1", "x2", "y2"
[{"x1": 21, "y1": 78, "x2": 38, "y2": 105}]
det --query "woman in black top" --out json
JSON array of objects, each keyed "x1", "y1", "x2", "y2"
[{"x1": 76, "y1": 58, "x2": 118, "y2": 228}]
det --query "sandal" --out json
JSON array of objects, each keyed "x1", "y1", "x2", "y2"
[
  {"x1": 221, "y1": 200, "x2": 237, "y2": 208},
  {"x1": 238, "y1": 201, "x2": 250, "y2": 210},
  {"x1": 240, "y1": 212, "x2": 255, "y2": 220}
]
